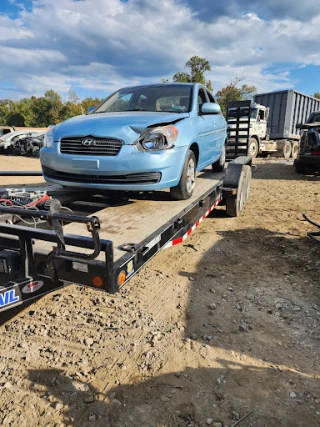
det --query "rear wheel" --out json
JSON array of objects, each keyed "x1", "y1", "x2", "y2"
[
  {"x1": 212, "y1": 144, "x2": 226, "y2": 172},
  {"x1": 291, "y1": 142, "x2": 298, "y2": 160},
  {"x1": 283, "y1": 141, "x2": 292, "y2": 159},
  {"x1": 248, "y1": 138, "x2": 259, "y2": 158},
  {"x1": 170, "y1": 150, "x2": 196, "y2": 200}
]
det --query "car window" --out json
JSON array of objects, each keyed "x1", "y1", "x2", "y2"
[
  {"x1": 198, "y1": 88, "x2": 208, "y2": 114},
  {"x1": 206, "y1": 90, "x2": 215, "y2": 103},
  {"x1": 95, "y1": 85, "x2": 192, "y2": 114},
  {"x1": 103, "y1": 92, "x2": 133, "y2": 112}
]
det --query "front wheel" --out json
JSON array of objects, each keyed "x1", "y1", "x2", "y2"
[
  {"x1": 248, "y1": 138, "x2": 259, "y2": 158},
  {"x1": 170, "y1": 150, "x2": 196, "y2": 200}
]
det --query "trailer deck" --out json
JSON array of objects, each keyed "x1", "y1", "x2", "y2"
[{"x1": 58, "y1": 168, "x2": 224, "y2": 262}]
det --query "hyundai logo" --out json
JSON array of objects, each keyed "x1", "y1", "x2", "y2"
[{"x1": 82, "y1": 138, "x2": 95, "y2": 146}]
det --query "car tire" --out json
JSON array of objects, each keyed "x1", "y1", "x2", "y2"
[
  {"x1": 248, "y1": 138, "x2": 259, "y2": 158},
  {"x1": 283, "y1": 141, "x2": 292, "y2": 159},
  {"x1": 212, "y1": 144, "x2": 226, "y2": 172},
  {"x1": 170, "y1": 150, "x2": 196, "y2": 200},
  {"x1": 291, "y1": 142, "x2": 298, "y2": 160}
]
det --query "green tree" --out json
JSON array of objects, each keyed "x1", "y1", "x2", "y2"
[
  {"x1": 6, "y1": 112, "x2": 25, "y2": 126},
  {"x1": 29, "y1": 90, "x2": 64, "y2": 126},
  {"x1": 0, "y1": 89, "x2": 103, "y2": 127},
  {"x1": 215, "y1": 77, "x2": 257, "y2": 115},
  {"x1": 0, "y1": 100, "x2": 15, "y2": 125},
  {"x1": 314, "y1": 92, "x2": 320, "y2": 100},
  {"x1": 172, "y1": 55, "x2": 213, "y2": 90},
  {"x1": 81, "y1": 97, "x2": 102, "y2": 113}
]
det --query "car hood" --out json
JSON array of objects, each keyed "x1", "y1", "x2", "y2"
[{"x1": 54, "y1": 112, "x2": 189, "y2": 144}]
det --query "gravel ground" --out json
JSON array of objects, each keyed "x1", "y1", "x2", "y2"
[{"x1": 0, "y1": 156, "x2": 319, "y2": 427}]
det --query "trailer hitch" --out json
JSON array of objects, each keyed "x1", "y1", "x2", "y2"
[{"x1": 0, "y1": 204, "x2": 102, "y2": 282}]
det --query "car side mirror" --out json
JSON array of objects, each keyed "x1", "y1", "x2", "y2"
[
  {"x1": 201, "y1": 102, "x2": 221, "y2": 114},
  {"x1": 87, "y1": 106, "x2": 96, "y2": 114},
  {"x1": 296, "y1": 123, "x2": 308, "y2": 130}
]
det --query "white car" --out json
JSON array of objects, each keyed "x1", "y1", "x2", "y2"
[{"x1": 0, "y1": 130, "x2": 45, "y2": 153}]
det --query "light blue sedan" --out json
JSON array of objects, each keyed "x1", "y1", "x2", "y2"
[{"x1": 40, "y1": 83, "x2": 227, "y2": 200}]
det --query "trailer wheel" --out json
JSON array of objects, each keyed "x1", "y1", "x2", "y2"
[
  {"x1": 212, "y1": 144, "x2": 226, "y2": 172},
  {"x1": 226, "y1": 166, "x2": 250, "y2": 217},
  {"x1": 242, "y1": 165, "x2": 252, "y2": 202},
  {"x1": 248, "y1": 138, "x2": 259, "y2": 158},
  {"x1": 283, "y1": 141, "x2": 292, "y2": 159},
  {"x1": 291, "y1": 142, "x2": 298, "y2": 159},
  {"x1": 170, "y1": 150, "x2": 196, "y2": 200}
]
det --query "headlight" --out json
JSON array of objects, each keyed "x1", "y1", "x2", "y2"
[
  {"x1": 137, "y1": 125, "x2": 178, "y2": 151},
  {"x1": 43, "y1": 127, "x2": 54, "y2": 148}
]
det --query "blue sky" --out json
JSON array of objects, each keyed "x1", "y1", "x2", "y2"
[{"x1": 0, "y1": 0, "x2": 320, "y2": 100}]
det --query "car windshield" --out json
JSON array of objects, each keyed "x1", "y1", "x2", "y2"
[{"x1": 94, "y1": 85, "x2": 192, "y2": 114}]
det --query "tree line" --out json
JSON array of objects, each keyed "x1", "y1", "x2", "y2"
[
  {"x1": 0, "y1": 90, "x2": 102, "y2": 128},
  {"x1": 1, "y1": 56, "x2": 319, "y2": 128}
]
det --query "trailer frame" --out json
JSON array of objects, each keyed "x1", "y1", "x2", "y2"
[{"x1": 0, "y1": 157, "x2": 252, "y2": 315}]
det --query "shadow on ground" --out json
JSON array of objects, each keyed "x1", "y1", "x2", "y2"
[{"x1": 23, "y1": 227, "x2": 320, "y2": 427}]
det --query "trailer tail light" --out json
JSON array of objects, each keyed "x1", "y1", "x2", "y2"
[
  {"x1": 117, "y1": 271, "x2": 126, "y2": 286},
  {"x1": 311, "y1": 151, "x2": 320, "y2": 155},
  {"x1": 92, "y1": 275, "x2": 103, "y2": 287}
]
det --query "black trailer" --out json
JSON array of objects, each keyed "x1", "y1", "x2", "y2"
[{"x1": 0, "y1": 157, "x2": 252, "y2": 315}]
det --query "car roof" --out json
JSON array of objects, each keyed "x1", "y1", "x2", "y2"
[{"x1": 118, "y1": 82, "x2": 198, "y2": 91}]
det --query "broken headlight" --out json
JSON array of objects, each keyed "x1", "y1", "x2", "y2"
[{"x1": 137, "y1": 125, "x2": 178, "y2": 151}]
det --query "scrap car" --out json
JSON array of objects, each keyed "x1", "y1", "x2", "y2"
[
  {"x1": 40, "y1": 83, "x2": 227, "y2": 200},
  {"x1": 295, "y1": 110, "x2": 320, "y2": 173},
  {"x1": 0, "y1": 130, "x2": 45, "y2": 154}
]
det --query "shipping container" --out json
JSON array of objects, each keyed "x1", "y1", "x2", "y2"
[{"x1": 254, "y1": 90, "x2": 320, "y2": 140}]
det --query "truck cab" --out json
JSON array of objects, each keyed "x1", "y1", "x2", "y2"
[{"x1": 249, "y1": 103, "x2": 269, "y2": 140}]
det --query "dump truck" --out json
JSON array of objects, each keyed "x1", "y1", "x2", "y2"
[
  {"x1": 227, "y1": 91, "x2": 320, "y2": 159},
  {"x1": 251, "y1": 90, "x2": 320, "y2": 158}
]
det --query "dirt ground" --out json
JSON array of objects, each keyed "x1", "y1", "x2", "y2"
[{"x1": 0, "y1": 156, "x2": 319, "y2": 427}]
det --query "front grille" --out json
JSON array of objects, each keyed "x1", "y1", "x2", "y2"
[
  {"x1": 42, "y1": 166, "x2": 161, "y2": 185},
  {"x1": 60, "y1": 136, "x2": 123, "y2": 156}
]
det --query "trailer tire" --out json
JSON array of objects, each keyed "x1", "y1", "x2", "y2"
[
  {"x1": 170, "y1": 150, "x2": 196, "y2": 200},
  {"x1": 226, "y1": 167, "x2": 249, "y2": 217},
  {"x1": 212, "y1": 144, "x2": 226, "y2": 172},
  {"x1": 248, "y1": 138, "x2": 259, "y2": 158},
  {"x1": 283, "y1": 141, "x2": 292, "y2": 159},
  {"x1": 242, "y1": 165, "x2": 252, "y2": 202},
  {"x1": 291, "y1": 142, "x2": 298, "y2": 159}
]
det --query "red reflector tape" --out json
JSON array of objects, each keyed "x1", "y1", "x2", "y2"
[{"x1": 163, "y1": 197, "x2": 221, "y2": 249}]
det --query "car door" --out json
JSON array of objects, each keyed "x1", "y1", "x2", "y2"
[
  {"x1": 196, "y1": 88, "x2": 222, "y2": 169},
  {"x1": 205, "y1": 89, "x2": 226, "y2": 159}
]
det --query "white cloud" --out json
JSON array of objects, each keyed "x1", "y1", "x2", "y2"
[{"x1": 0, "y1": 0, "x2": 319, "y2": 99}]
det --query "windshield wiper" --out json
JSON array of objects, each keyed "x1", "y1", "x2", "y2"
[{"x1": 127, "y1": 109, "x2": 153, "y2": 112}]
